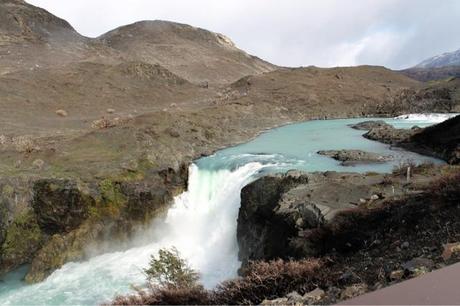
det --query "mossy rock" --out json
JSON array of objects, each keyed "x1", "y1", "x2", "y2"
[
  {"x1": 0, "y1": 211, "x2": 45, "y2": 274},
  {"x1": 24, "y1": 221, "x2": 104, "y2": 283},
  {"x1": 32, "y1": 179, "x2": 94, "y2": 234}
]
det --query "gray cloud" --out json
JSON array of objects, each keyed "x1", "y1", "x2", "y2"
[{"x1": 26, "y1": 0, "x2": 460, "y2": 69}]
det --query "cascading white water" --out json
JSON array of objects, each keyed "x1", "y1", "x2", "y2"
[
  {"x1": 394, "y1": 113, "x2": 459, "y2": 123},
  {"x1": 0, "y1": 162, "x2": 269, "y2": 305}
]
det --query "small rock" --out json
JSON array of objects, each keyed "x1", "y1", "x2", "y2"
[
  {"x1": 55, "y1": 109, "x2": 68, "y2": 117},
  {"x1": 106, "y1": 108, "x2": 115, "y2": 114},
  {"x1": 0, "y1": 134, "x2": 9, "y2": 145},
  {"x1": 359, "y1": 198, "x2": 367, "y2": 204},
  {"x1": 32, "y1": 159, "x2": 45, "y2": 170},
  {"x1": 442, "y1": 242, "x2": 460, "y2": 261},
  {"x1": 373, "y1": 282, "x2": 384, "y2": 290},
  {"x1": 303, "y1": 287, "x2": 325, "y2": 302},
  {"x1": 166, "y1": 128, "x2": 180, "y2": 138},
  {"x1": 14, "y1": 160, "x2": 22, "y2": 168},
  {"x1": 295, "y1": 218, "x2": 304, "y2": 228},
  {"x1": 340, "y1": 283, "x2": 368, "y2": 300},
  {"x1": 413, "y1": 266, "x2": 429, "y2": 277},
  {"x1": 401, "y1": 241, "x2": 410, "y2": 249},
  {"x1": 402, "y1": 257, "x2": 434, "y2": 273},
  {"x1": 121, "y1": 160, "x2": 138, "y2": 172},
  {"x1": 261, "y1": 297, "x2": 288, "y2": 305},
  {"x1": 286, "y1": 291, "x2": 303, "y2": 303},
  {"x1": 370, "y1": 194, "x2": 379, "y2": 201},
  {"x1": 389, "y1": 269, "x2": 404, "y2": 280}
]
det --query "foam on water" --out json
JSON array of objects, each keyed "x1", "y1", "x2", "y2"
[
  {"x1": 0, "y1": 115, "x2": 453, "y2": 305},
  {"x1": 393, "y1": 113, "x2": 459, "y2": 123}
]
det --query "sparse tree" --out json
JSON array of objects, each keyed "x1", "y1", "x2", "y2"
[{"x1": 144, "y1": 247, "x2": 199, "y2": 288}]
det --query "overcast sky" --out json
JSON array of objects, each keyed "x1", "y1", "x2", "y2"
[{"x1": 26, "y1": 0, "x2": 460, "y2": 69}]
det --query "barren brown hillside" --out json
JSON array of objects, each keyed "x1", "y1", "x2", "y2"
[{"x1": 98, "y1": 20, "x2": 276, "y2": 84}]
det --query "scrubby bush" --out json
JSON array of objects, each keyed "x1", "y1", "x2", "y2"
[
  {"x1": 429, "y1": 171, "x2": 460, "y2": 202},
  {"x1": 212, "y1": 258, "x2": 323, "y2": 305},
  {"x1": 110, "y1": 258, "x2": 324, "y2": 305},
  {"x1": 392, "y1": 159, "x2": 435, "y2": 176},
  {"x1": 144, "y1": 247, "x2": 199, "y2": 288},
  {"x1": 111, "y1": 247, "x2": 205, "y2": 305},
  {"x1": 111, "y1": 284, "x2": 210, "y2": 305}
]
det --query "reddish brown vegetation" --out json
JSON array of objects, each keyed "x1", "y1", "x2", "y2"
[{"x1": 110, "y1": 259, "x2": 323, "y2": 305}]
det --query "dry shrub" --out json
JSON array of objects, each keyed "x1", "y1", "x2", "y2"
[
  {"x1": 109, "y1": 259, "x2": 323, "y2": 305},
  {"x1": 91, "y1": 117, "x2": 116, "y2": 129},
  {"x1": 111, "y1": 285, "x2": 210, "y2": 305},
  {"x1": 212, "y1": 259, "x2": 323, "y2": 305},
  {"x1": 91, "y1": 116, "x2": 134, "y2": 129},
  {"x1": 392, "y1": 159, "x2": 417, "y2": 176},
  {"x1": 12, "y1": 135, "x2": 39, "y2": 153},
  {"x1": 392, "y1": 160, "x2": 435, "y2": 176},
  {"x1": 429, "y1": 171, "x2": 460, "y2": 202}
]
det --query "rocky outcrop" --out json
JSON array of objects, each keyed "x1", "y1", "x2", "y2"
[
  {"x1": 408, "y1": 115, "x2": 460, "y2": 164},
  {"x1": 32, "y1": 179, "x2": 94, "y2": 234},
  {"x1": 363, "y1": 125, "x2": 421, "y2": 145},
  {"x1": 237, "y1": 171, "x2": 395, "y2": 266},
  {"x1": 237, "y1": 173, "x2": 310, "y2": 266},
  {"x1": 349, "y1": 120, "x2": 392, "y2": 130},
  {"x1": 317, "y1": 150, "x2": 391, "y2": 166}
]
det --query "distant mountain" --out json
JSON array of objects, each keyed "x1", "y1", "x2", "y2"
[
  {"x1": 98, "y1": 20, "x2": 276, "y2": 84},
  {"x1": 0, "y1": 1, "x2": 275, "y2": 84},
  {"x1": 0, "y1": 0, "x2": 119, "y2": 75},
  {"x1": 400, "y1": 48, "x2": 460, "y2": 81},
  {"x1": 415, "y1": 48, "x2": 460, "y2": 69},
  {"x1": 401, "y1": 66, "x2": 460, "y2": 82}
]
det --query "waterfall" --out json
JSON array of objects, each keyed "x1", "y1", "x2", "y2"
[{"x1": 0, "y1": 162, "x2": 268, "y2": 305}]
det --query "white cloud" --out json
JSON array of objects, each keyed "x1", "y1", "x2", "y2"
[{"x1": 26, "y1": 0, "x2": 460, "y2": 69}]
